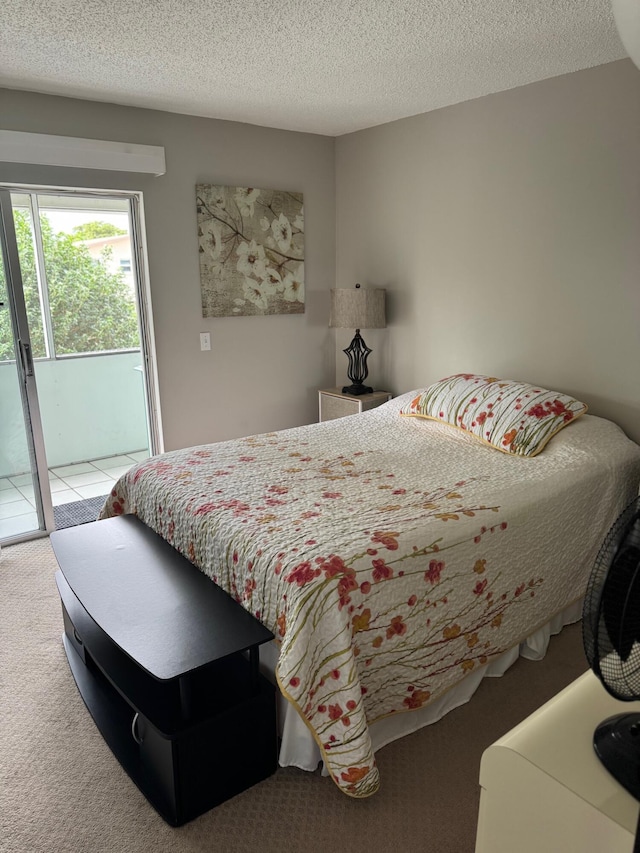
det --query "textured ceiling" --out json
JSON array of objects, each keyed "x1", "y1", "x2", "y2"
[{"x1": 0, "y1": 0, "x2": 627, "y2": 136}]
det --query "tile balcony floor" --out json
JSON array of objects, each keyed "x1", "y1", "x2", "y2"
[{"x1": 0, "y1": 450, "x2": 149, "y2": 540}]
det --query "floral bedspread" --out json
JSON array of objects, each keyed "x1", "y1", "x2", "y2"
[{"x1": 100, "y1": 393, "x2": 640, "y2": 797}]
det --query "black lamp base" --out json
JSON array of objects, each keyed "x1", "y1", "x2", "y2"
[
  {"x1": 342, "y1": 331, "x2": 374, "y2": 397},
  {"x1": 342, "y1": 383, "x2": 373, "y2": 396}
]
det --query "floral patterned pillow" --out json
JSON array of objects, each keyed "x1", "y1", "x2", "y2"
[{"x1": 400, "y1": 374, "x2": 588, "y2": 457}]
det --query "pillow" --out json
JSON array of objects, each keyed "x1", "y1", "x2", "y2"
[{"x1": 400, "y1": 374, "x2": 587, "y2": 457}]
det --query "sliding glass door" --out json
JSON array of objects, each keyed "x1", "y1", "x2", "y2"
[
  {"x1": 0, "y1": 185, "x2": 160, "y2": 544},
  {"x1": 0, "y1": 189, "x2": 53, "y2": 540}
]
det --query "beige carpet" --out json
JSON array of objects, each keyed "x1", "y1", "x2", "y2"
[{"x1": 0, "y1": 537, "x2": 588, "y2": 853}]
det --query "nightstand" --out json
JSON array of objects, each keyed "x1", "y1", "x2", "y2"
[{"x1": 318, "y1": 388, "x2": 391, "y2": 422}]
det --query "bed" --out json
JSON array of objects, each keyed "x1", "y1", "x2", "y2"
[{"x1": 100, "y1": 383, "x2": 640, "y2": 798}]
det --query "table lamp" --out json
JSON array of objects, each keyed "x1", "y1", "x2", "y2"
[
  {"x1": 612, "y1": 0, "x2": 640, "y2": 70},
  {"x1": 329, "y1": 283, "x2": 386, "y2": 396}
]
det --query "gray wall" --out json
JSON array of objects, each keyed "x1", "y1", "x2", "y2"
[
  {"x1": 3, "y1": 60, "x2": 640, "y2": 451},
  {"x1": 336, "y1": 60, "x2": 640, "y2": 444},
  {"x1": 0, "y1": 89, "x2": 336, "y2": 451}
]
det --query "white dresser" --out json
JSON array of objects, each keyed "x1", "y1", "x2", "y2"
[{"x1": 475, "y1": 671, "x2": 640, "y2": 853}]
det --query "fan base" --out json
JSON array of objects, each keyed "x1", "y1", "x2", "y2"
[{"x1": 594, "y1": 713, "x2": 640, "y2": 800}]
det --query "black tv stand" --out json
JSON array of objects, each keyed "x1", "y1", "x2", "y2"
[{"x1": 51, "y1": 515, "x2": 277, "y2": 826}]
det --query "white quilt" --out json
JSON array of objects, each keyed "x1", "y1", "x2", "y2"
[{"x1": 101, "y1": 392, "x2": 640, "y2": 797}]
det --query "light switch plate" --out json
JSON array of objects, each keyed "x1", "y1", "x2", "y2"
[{"x1": 200, "y1": 332, "x2": 211, "y2": 351}]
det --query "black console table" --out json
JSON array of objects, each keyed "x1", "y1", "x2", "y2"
[{"x1": 51, "y1": 514, "x2": 277, "y2": 826}]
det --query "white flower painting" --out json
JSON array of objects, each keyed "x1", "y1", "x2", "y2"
[{"x1": 197, "y1": 185, "x2": 305, "y2": 317}]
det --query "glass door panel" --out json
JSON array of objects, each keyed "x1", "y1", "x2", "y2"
[
  {"x1": 0, "y1": 185, "x2": 158, "y2": 542},
  {"x1": 36, "y1": 193, "x2": 141, "y2": 356},
  {"x1": 6, "y1": 194, "x2": 48, "y2": 358},
  {"x1": 0, "y1": 191, "x2": 52, "y2": 541},
  {"x1": 30, "y1": 192, "x2": 151, "y2": 481}
]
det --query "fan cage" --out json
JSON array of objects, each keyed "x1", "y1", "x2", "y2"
[{"x1": 582, "y1": 496, "x2": 640, "y2": 701}]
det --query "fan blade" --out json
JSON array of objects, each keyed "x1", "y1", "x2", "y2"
[{"x1": 603, "y1": 544, "x2": 640, "y2": 662}]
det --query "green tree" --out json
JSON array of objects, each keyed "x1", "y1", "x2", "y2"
[
  {"x1": 71, "y1": 221, "x2": 126, "y2": 241},
  {"x1": 0, "y1": 211, "x2": 139, "y2": 360}
]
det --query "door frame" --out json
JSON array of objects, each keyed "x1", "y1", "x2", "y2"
[
  {"x1": 0, "y1": 182, "x2": 163, "y2": 541},
  {"x1": 0, "y1": 188, "x2": 55, "y2": 537}
]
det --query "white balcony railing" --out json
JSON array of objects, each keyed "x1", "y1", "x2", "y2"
[{"x1": 0, "y1": 350, "x2": 149, "y2": 479}]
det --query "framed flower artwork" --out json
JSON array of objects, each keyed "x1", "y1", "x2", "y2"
[{"x1": 196, "y1": 184, "x2": 304, "y2": 317}]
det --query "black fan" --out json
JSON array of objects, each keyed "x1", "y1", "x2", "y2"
[{"x1": 583, "y1": 496, "x2": 640, "y2": 805}]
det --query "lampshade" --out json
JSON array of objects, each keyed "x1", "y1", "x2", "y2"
[{"x1": 329, "y1": 286, "x2": 386, "y2": 330}]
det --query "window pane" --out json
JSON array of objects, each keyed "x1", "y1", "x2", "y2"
[
  {"x1": 0, "y1": 199, "x2": 47, "y2": 360},
  {"x1": 37, "y1": 195, "x2": 140, "y2": 356}
]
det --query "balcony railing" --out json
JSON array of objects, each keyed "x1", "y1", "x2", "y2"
[{"x1": 0, "y1": 350, "x2": 149, "y2": 479}]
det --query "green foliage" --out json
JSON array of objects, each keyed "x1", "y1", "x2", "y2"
[
  {"x1": 0, "y1": 211, "x2": 139, "y2": 361},
  {"x1": 71, "y1": 221, "x2": 126, "y2": 241}
]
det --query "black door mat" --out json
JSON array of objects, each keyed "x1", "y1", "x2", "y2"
[{"x1": 53, "y1": 495, "x2": 108, "y2": 530}]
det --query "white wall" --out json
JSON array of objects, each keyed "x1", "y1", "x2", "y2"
[
  {"x1": 0, "y1": 89, "x2": 336, "y2": 451},
  {"x1": 335, "y1": 60, "x2": 640, "y2": 444}
]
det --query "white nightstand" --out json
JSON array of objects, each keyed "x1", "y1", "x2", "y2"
[
  {"x1": 475, "y1": 670, "x2": 640, "y2": 853},
  {"x1": 318, "y1": 388, "x2": 391, "y2": 422}
]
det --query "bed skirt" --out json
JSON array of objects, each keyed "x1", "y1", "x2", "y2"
[{"x1": 259, "y1": 599, "x2": 584, "y2": 774}]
